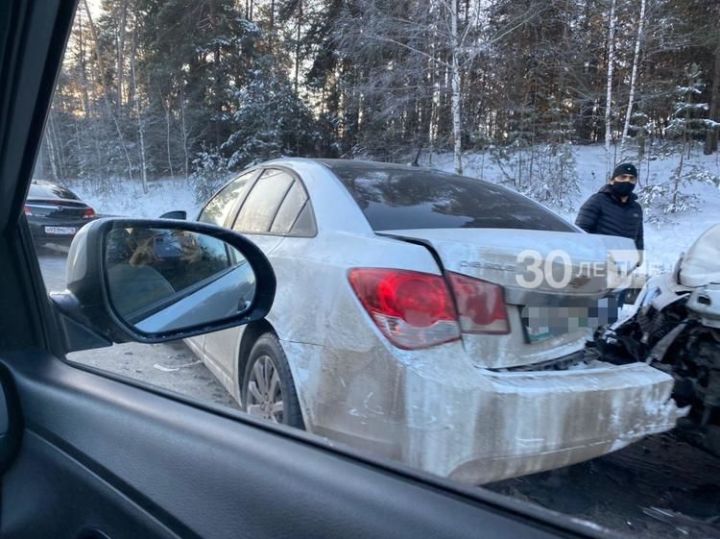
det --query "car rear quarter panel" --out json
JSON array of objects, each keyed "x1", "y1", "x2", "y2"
[{"x1": 262, "y1": 223, "x2": 453, "y2": 438}]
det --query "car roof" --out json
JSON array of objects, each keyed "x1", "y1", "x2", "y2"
[
  {"x1": 261, "y1": 157, "x2": 440, "y2": 175},
  {"x1": 317, "y1": 158, "x2": 438, "y2": 173}
]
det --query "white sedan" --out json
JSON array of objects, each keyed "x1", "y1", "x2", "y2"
[{"x1": 185, "y1": 159, "x2": 683, "y2": 484}]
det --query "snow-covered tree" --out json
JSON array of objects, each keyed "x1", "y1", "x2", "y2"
[
  {"x1": 666, "y1": 64, "x2": 709, "y2": 205},
  {"x1": 492, "y1": 141, "x2": 580, "y2": 211},
  {"x1": 604, "y1": 0, "x2": 617, "y2": 170},
  {"x1": 221, "y1": 65, "x2": 323, "y2": 170},
  {"x1": 620, "y1": 0, "x2": 647, "y2": 155},
  {"x1": 190, "y1": 149, "x2": 230, "y2": 202},
  {"x1": 37, "y1": 0, "x2": 720, "y2": 185}
]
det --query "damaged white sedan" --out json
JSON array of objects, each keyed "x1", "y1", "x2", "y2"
[{"x1": 186, "y1": 159, "x2": 684, "y2": 484}]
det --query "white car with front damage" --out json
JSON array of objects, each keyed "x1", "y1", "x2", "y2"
[{"x1": 185, "y1": 159, "x2": 684, "y2": 484}]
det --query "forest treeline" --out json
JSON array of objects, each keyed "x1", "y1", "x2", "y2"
[{"x1": 38, "y1": 0, "x2": 720, "y2": 193}]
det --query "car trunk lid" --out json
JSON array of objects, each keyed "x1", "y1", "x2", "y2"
[
  {"x1": 26, "y1": 198, "x2": 90, "y2": 219},
  {"x1": 381, "y1": 228, "x2": 638, "y2": 368}
]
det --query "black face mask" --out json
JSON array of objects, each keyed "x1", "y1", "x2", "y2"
[{"x1": 610, "y1": 182, "x2": 635, "y2": 197}]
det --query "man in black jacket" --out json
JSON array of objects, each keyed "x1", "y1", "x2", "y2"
[
  {"x1": 576, "y1": 163, "x2": 644, "y2": 251},
  {"x1": 576, "y1": 162, "x2": 644, "y2": 315}
]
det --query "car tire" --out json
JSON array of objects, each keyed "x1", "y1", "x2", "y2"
[{"x1": 242, "y1": 333, "x2": 304, "y2": 429}]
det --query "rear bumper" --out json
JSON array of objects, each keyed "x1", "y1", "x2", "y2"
[
  {"x1": 285, "y1": 339, "x2": 685, "y2": 484},
  {"x1": 440, "y1": 363, "x2": 683, "y2": 484}
]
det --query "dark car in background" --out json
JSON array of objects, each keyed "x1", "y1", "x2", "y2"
[{"x1": 25, "y1": 180, "x2": 96, "y2": 247}]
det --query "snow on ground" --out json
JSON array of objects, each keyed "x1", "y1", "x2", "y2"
[
  {"x1": 63, "y1": 144, "x2": 720, "y2": 277},
  {"x1": 65, "y1": 177, "x2": 201, "y2": 220}
]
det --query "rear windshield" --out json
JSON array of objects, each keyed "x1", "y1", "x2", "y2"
[
  {"x1": 325, "y1": 162, "x2": 576, "y2": 232},
  {"x1": 29, "y1": 182, "x2": 80, "y2": 201}
]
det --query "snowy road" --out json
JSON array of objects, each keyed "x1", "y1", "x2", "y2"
[{"x1": 487, "y1": 432, "x2": 720, "y2": 539}]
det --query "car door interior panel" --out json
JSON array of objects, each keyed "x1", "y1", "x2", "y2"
[{"x1": 0, "y1": 364, "x2": 22, "y2": 477}]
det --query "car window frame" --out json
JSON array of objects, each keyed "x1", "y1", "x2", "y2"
[
  {"x1": 232, "y1": 168, "x2": 295, "y2": 234},
  {"x1": 195, "y1": 167, "x2": 263, "y2": 228},
  {"x1": 268, "y1": 178, "x2": 307, "y2": 235},
  {"x1": 230, "y1": 166, "x2": 318, "y2": 239}
]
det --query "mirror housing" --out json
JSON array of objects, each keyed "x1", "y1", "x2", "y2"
[
  {"x1": 159, "y1": 210, "x2": 187, "y2": 220},
  {"x1": 51, "y1": 218, "x2": 275, "y2": 352}
]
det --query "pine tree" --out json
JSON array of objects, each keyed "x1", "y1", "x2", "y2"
[{"x1": 221, "y1": 63, "x2": 324, "y2": 170}]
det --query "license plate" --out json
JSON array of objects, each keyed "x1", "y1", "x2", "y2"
[
  {"x1": 45, "y1": 226, "x2": 77, "y2": 235},
  {"x1": 524, "y1": 322, "x2": 554, "y2": 343},
  {"x1": 521, "y1": 305, "x2": 593, "y2": 343}
]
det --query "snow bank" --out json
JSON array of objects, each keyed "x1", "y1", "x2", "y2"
[{"x1": 65, "y1": 177, "x2": 200, "y2": 220}]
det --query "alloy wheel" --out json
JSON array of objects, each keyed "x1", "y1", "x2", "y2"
[{"x1": 246, "y1": 354, "x2": 284, "y2": 423}]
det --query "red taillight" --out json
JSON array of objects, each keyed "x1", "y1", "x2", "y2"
[
  {"x1": 446, "y1": 272, "x2": 510, "y2": 334},
  {"x1": 83, "y1": 207, "x2": 96, "y2": 219},
  {"x1": 348, "y1": 268, "x2": 461, "y2": 350},
  {"x1": 23, "y1": 205, "x2": 32, "y2": 216}
]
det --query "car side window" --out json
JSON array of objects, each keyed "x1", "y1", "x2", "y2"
[
  {"x1": 289, "y1": 202, "x2": 315, "y2": 237},
  {"x1": 270, "y1": 180, "x2": 306, "y2": 234},
  {"x1": 198, "y1": 170, "x2": 256, "y2": 227},
  {"x1": 269, "y1": 179, "x2": 316, "y2": 236},
  {"x1": 232, "y1": 169, "x2": 294, "y2": 234}
]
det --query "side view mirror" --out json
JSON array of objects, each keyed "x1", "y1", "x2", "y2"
[
  {"x1": 159, "y1": 210, "x2": 187, "y2": 220},
  {"x1": 50, "y1": 218, "x2": 275, "y2": 352}
]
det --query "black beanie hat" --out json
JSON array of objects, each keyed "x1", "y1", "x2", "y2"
[{"x1": 612, "y1": 163, "x2": 637, "y2": 179}]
